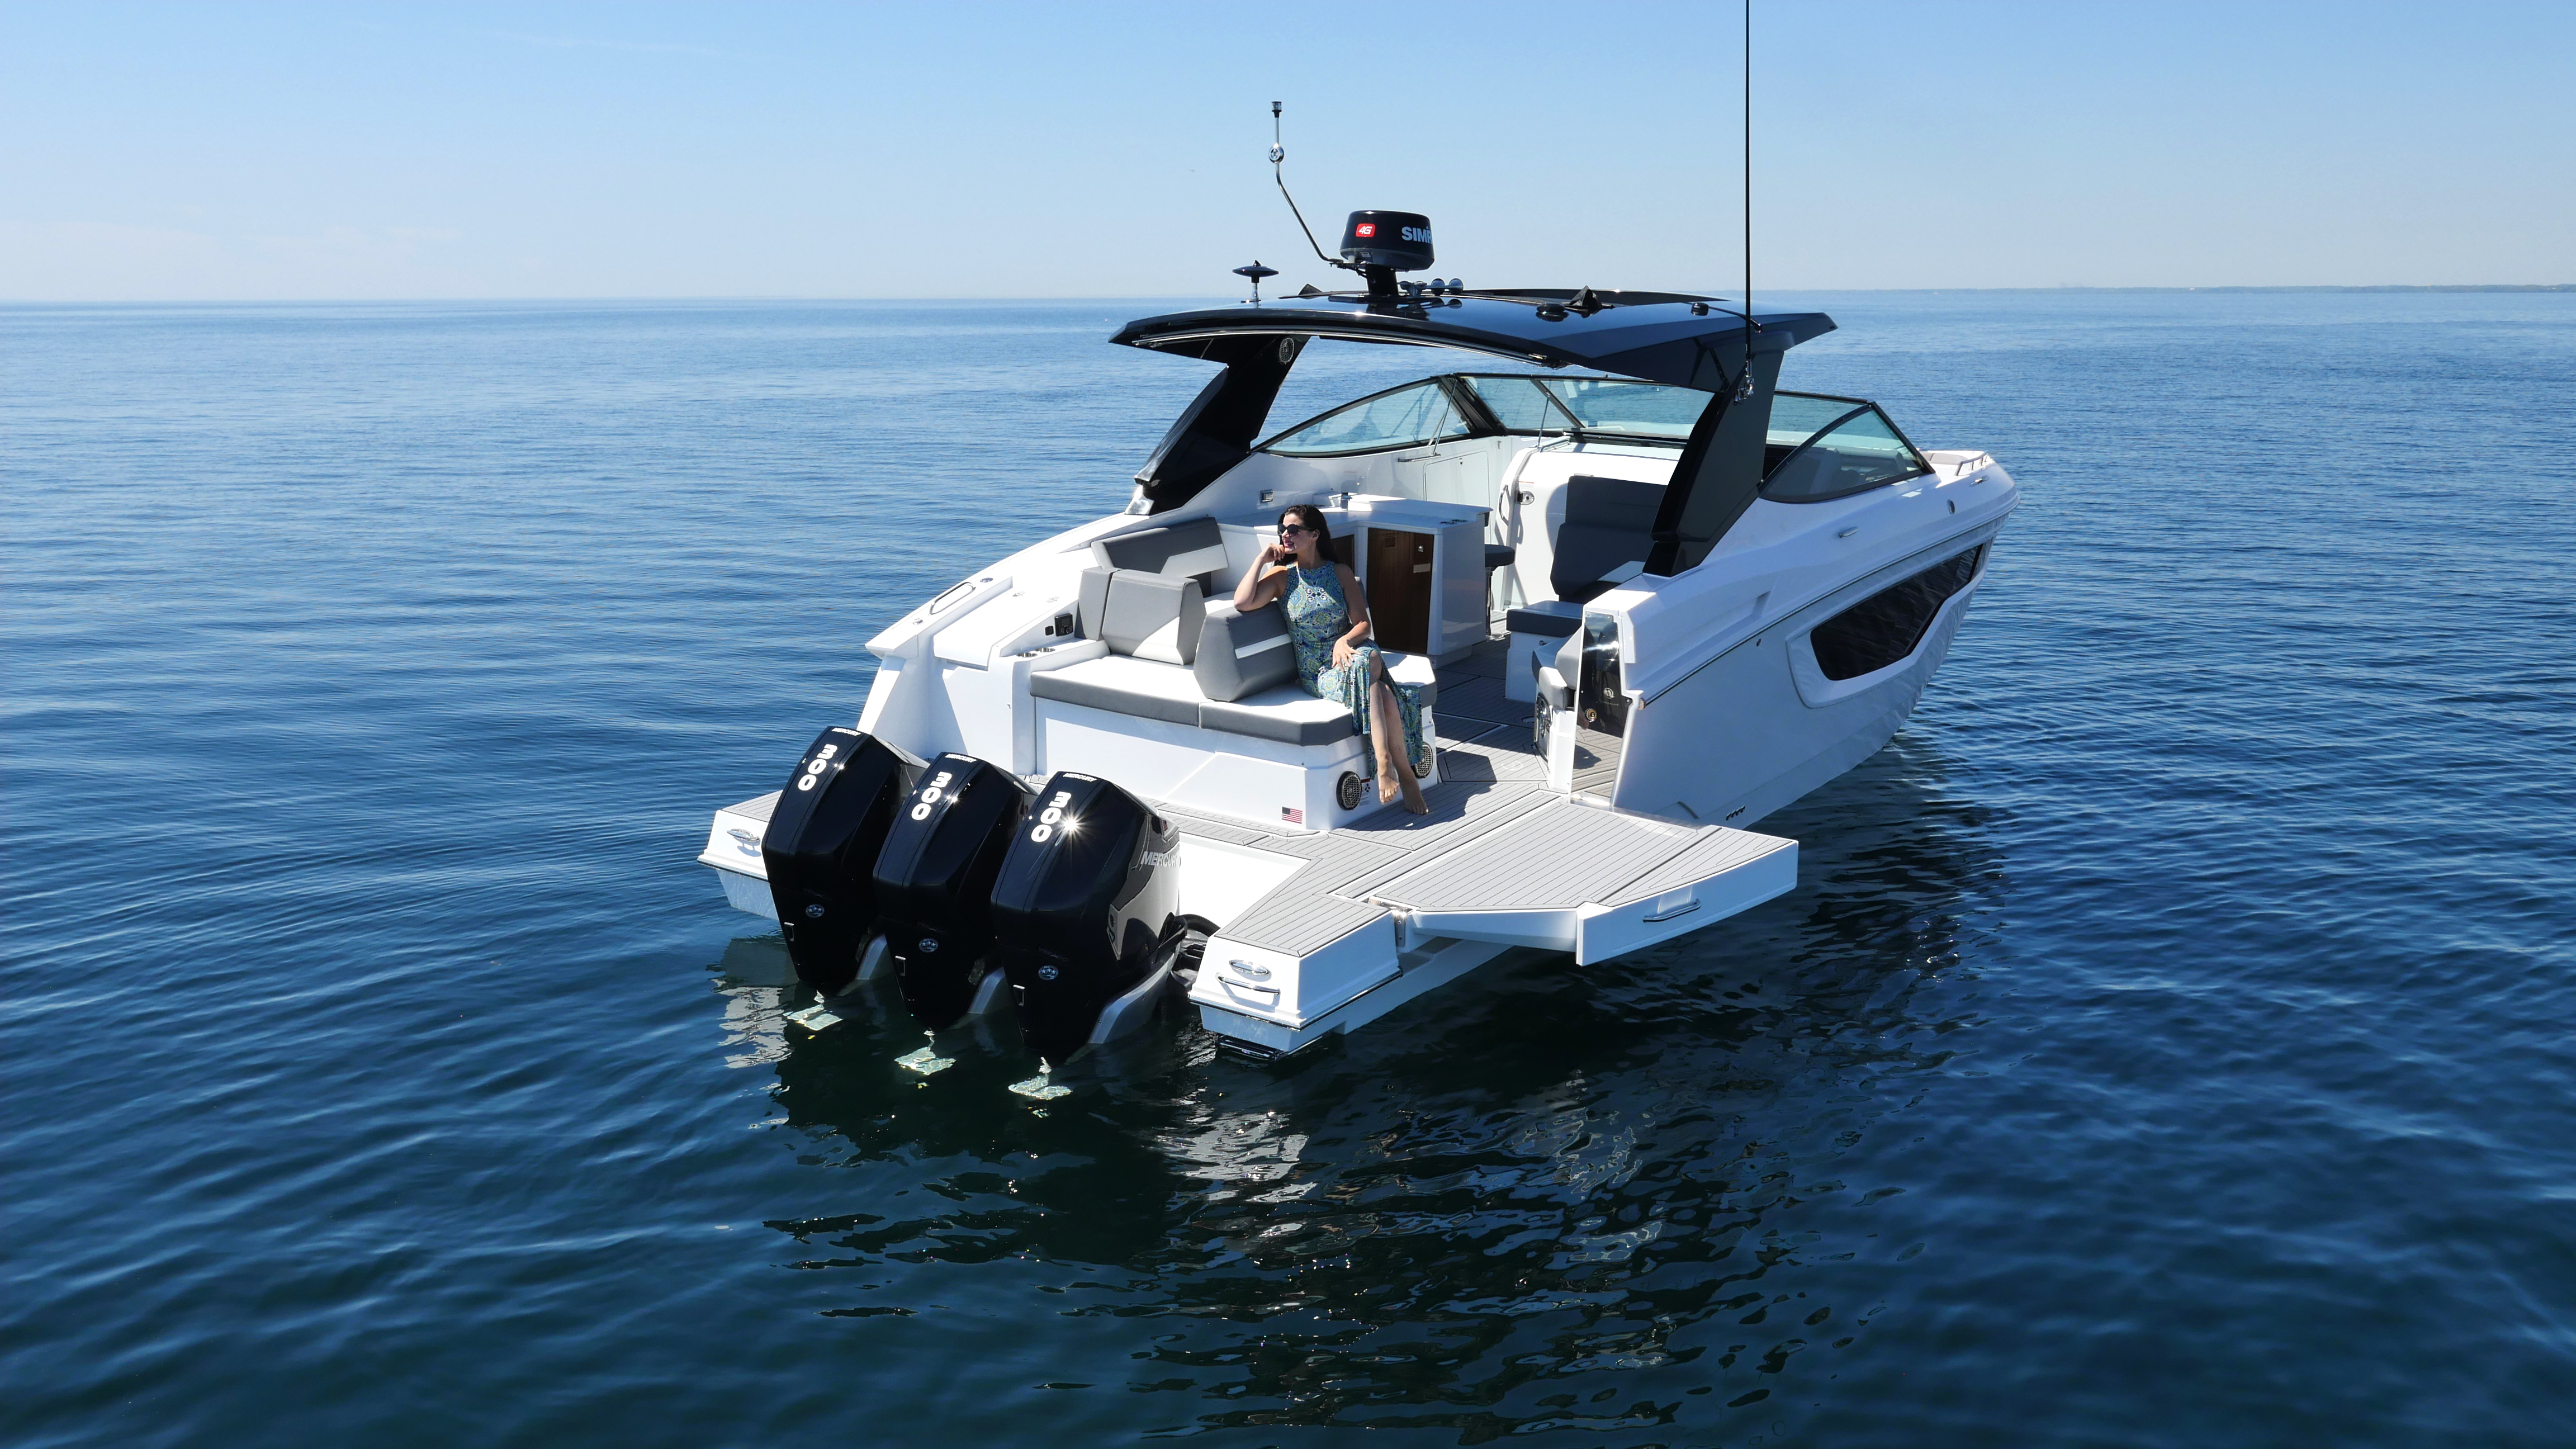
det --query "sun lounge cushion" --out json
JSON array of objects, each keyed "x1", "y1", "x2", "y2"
[
  {"x1": 1197, "y1": 691, "x2": 1361, "y2": 746},
  {"x1": 1193, "y1": 602, "x2": 1296, "y2": 702},
  {"x1": 1077, "y1": 567, "x2": 1204, "y2": 666},
  {"x1": 1030, "y1": 656, "x2": 1358, "y2": 746},
  {"x1": 1551, "y1": 475, "x2": 1666, "y2": 602},
  {"x1": 1027, "y1": 662, "x2": 1201, "y2": 727},
  {"x1": 1092, "y1": 518, "x2": 1231, "y2": 583}
]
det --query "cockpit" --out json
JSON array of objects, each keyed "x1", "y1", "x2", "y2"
[{"x1": 1209, "y1": 365, "x2": 1938, "y2": 689}]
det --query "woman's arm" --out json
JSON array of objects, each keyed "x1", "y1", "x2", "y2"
[
  {"x1": 1332, "y1": 564, "x2": 1374, "y2": 668},
  {"x1": 1233, "y1": 544, "x2": 1293, "y2": 611}
]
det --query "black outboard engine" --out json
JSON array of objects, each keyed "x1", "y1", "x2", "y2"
[
  {"x1": 762, "y1": 726, "x2": 911, "y2": 995},
  {"x1": 988, "y1": 771, "x2": 1182, "y2": 1066},
  {"x1": 870, "y1": 752, "x2": 1031, "y2": 1030}
]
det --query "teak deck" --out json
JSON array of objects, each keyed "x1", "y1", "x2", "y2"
[{"x1": 1162, "y1": 641, "x2": 1761, "y2": 959}]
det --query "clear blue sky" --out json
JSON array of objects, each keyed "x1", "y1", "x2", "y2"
[{"x1": 3, "y1": 1, "x2": 2567, "y2": 299}]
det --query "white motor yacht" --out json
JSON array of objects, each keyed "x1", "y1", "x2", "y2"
[{"x1": 697, "y1": 211, "x2": 2019, "y2": 1069}]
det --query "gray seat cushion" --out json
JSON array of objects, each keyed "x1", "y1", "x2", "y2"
[
  {"x1": 1194, "y1": 602, "x2": 1296, "y2": 702},
  {"x1": 1507, "y1": 602, "x2": 1584, "y2": 639},
  {"x1": 1030, "y1": 657, "x2": 1359, "y2": 746},
  {"x1": 1027, "y1": 667, "x2": 1199, "y2": 726},
  {"x1": 1092, "y1": 518, "x2": 1231, "y2": 583},
  {"x1": 1551, "y1": 475, "x2": 1666, "y2": 602},
  {"x1": 1077, "y1": 567, "x2": 1204, "y2": 666}
]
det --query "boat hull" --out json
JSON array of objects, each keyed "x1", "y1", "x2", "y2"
[{"x1": 1613, "y1": 529, "x2": 1998, "y2": 828}]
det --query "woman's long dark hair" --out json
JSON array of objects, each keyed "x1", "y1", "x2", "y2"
[{"x1": 1279, "y1": 503, "x2": 1333, "y2": 564}]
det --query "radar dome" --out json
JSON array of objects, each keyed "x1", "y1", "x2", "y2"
[{"x1": 1338, "y1": 211, "x2": 1434, "y2": 273}]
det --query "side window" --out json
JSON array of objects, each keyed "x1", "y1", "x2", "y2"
[
  {"x1": 1761, "y1": 399, "x2": 1930, "y2": 503},
  {"x1": 1764, "y1": 394, "x2": 1857, "y2": 454},
  {"x1": 1263, "y1": 381, "x2": 1471, "y2": 457},
  {"x1": 1808, "y1": 546, "x2": 1985, "y2": 679}
]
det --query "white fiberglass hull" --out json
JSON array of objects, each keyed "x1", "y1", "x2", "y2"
[{"x1": 700, "y1": 423, "x2": 2016, "y2": 1064}]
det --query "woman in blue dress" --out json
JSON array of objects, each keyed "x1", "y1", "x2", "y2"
[{"x1": 1232, "y1": 504, "x2": 1430, "y2": 815}]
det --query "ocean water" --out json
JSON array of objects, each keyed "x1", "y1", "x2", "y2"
[{"x1": 3, "y1": 292, "x2": 2571, "y2": 1447}]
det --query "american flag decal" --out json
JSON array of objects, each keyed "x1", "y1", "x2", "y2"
[{"x1": 1281, "y1": 806, "x2": 1304, "y2": 824}]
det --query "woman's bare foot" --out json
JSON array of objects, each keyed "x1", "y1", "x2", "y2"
[
  {"x1": 1373, "y1": 735, "x2": 1402, "y2": 802},
  {"x1": 1398, "y1": 766, "x2": 1428, "y2": 815},
  {"x1": 1368, "y1": 678, "x2": 1414, "y2": 807}
]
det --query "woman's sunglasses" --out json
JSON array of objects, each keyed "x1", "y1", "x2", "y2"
[{"x1": 1278, "y1": 524, "x2": 1315, "y2": 537}]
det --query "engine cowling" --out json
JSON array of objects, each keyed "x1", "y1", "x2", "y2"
[
  {"x1": 988, "y1": 771, "x2": 1181, "y2": 1065},
  {"x1": 870, "y1": 752, "x2": 1031, "y2": 1030},
  {"x1": 761, "y1": 726, "x2": 910, "y2": 994}
]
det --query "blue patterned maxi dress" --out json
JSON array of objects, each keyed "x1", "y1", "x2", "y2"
[{"x1": 1282, "y1": 562, "x2": 1429, "y2": 778}]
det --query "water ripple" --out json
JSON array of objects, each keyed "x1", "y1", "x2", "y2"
[{"x1": 4, "y1": 294, "x2": 2572, "y2": 1447}]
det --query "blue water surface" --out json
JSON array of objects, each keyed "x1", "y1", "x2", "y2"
[{"x1": 3, "y1": 292, "x2": 2572, "y2": 1446}]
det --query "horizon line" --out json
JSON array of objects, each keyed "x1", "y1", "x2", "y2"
[{"x1": 2, "y1": 283, "x2": 2567, "y2": 306}]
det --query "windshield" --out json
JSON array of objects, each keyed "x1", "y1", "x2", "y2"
[
  {"x1": 1460, "y1": 375, "x2": 1566, "y2": 432},
  {"x1": 1464, "y1": 375, "x2": 1710, "y2": 441},
  {"x1": 1535, "y1": 378, "x2": 1710, "y2": 440},
  {"x1": 1263, "y1": 380, "x2": 1474, "y2": 457}
]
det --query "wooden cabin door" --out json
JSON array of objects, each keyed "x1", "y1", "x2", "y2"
[{"x1": 1365, "y1": 528, "x2": 1435, "y2": 656}]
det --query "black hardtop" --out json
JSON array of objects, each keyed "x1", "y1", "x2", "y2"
[{"x1": 1112, "y1": 291, "x2": 1836, "y2": 390}]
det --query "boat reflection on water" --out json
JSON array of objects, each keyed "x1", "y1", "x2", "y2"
[{"x1": 697, "y1": 737, "x2": 2003, "y2": 1431}]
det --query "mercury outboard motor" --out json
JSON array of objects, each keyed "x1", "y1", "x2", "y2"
[
  {"x1": 762, "y1": 726, "x2": 911, "y2": 995},
  {"x1": 870, "y1": 752, "x2": 1031, "y2": 1029},
  {"x1": 988, "y1": 772, "x2": 1182, "y2": 1066}
]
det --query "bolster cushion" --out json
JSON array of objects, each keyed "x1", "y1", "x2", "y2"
[
  {"x1": 1192, "y1": 601, "x2": 1297, "y2": 702},
  {"x1": 1092, "y1": 518, "x2": 1231, "y2": 583}
]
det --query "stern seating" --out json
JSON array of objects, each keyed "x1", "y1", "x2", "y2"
[
  {"x1": 1033, "y1": 655, "x2": 1380, "y2": 745},
  {"x1": 1031, "y1": 560, "x2": 1435, "y2": 744}
]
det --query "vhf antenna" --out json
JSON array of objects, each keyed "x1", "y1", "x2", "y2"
[
  {"x1": 1735, "y1": 0, "x2": 1760, "y2": 401},
  {"x1": 1271, "y1": 102, "x2": 1352, "y2": 274}
]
